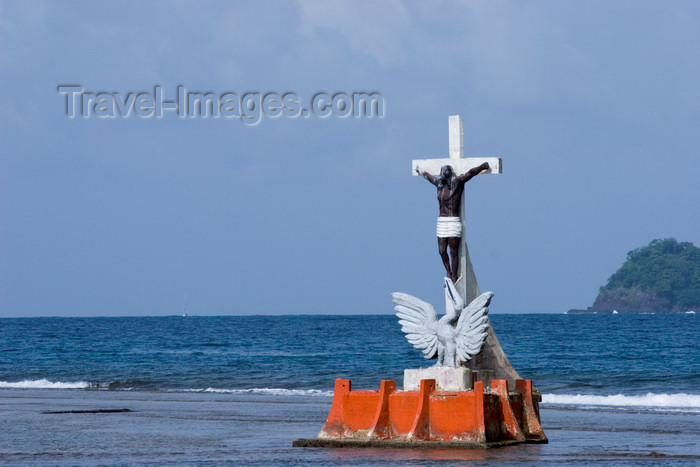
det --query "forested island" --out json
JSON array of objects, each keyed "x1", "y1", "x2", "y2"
[{"x1": 568, "y1": 238, "x2": 700, "y2": 314}]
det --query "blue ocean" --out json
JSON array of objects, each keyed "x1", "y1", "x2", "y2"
[{"x1": 1, "y1": 313, "x2": 698, "y2": 465}]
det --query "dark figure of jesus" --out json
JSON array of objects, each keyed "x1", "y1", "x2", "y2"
[{"x1": 416, "y1": 162, "x2": 490, "y2": 283}]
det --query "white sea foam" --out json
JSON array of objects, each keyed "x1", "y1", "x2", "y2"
[
  {"x1": 0, "y1": 379, "x2": 90, "y2": 389},
  {"x1": 185, "y1": 387, "x2": 334, "y2": 397},
  {"x1": 543, "y1": 392, "x2": 700, "y2": 411}
]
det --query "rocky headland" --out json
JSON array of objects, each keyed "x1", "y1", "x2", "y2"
[{"x1": 568, "y1": 238, "x2": 700, "y2": 314}]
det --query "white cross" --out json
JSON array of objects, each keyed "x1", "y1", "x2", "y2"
[
  {"x1": 411, "y1": 115, "x2": 502, "y2": 177},
  {"x1": 411, "y1": 115, "x2": 502, "y2": 306},
  {"x1": 409, "y1": 116, "x2": 523, "y2": 381}
]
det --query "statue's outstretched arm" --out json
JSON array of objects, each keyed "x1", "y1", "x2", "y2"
[
  {"x1": 416, "y1": 167, "x2": 438, "y2": 186},
  {"x1": 456, "y1": 162, "x2": 490, "y2": 185}
]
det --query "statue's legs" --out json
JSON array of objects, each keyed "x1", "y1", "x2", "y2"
[
  {"x1": 438, "y1": 238, "x2": 452, "y2": 280},
  {"x1": 448, "y1": 237, "x2": 461, "y2": 282},
  {"x1": 439, "y1": 237, "x2": 462, "y2": 282}
]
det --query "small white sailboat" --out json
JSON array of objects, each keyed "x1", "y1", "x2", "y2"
[{"x1": 182, "y1": 294, "x2": 188, "y2": 317}]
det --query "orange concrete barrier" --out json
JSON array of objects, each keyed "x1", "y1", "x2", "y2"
[
  {"x1": 515, "y1": 379, "x2": 546, "y2": 440},
  {"x1": 315, "y1": 377, "x2": 547, "y2": 446},
  {"x1": 490, "y1": 379, "x2": 526, "y2": 441}
]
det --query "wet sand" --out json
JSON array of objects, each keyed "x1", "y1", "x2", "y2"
[{"x1": 1, "y1": 389, "x2": 698, "y2": 465}]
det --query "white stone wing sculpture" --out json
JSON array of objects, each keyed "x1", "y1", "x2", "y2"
[
  {"x1": 454, "y1": 291, "x2": 493, "y2": 362},
  {"x1": 392, "y1": 292, "x2": 439, "y2": 359}
]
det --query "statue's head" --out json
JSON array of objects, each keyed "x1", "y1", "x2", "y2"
[
  {"x1": 440, "y1": 165, "x2": 454, "y2": 179},
  {"x1": 438, "y1": 165, "x2": 456, "y2": 189}
]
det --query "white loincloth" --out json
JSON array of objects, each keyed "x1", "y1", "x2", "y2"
[{"x1": 436, "y1": 217, "x2": 462, "y2": 238}]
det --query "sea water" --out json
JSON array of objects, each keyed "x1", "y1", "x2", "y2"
[{"x1": 0, "y1": 314, "x2": 698, "y2": 465}]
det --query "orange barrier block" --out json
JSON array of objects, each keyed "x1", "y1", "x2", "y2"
[
  {"x1": 429, "y1": 387, "x2": 482, "y2": 442},
  {"x1": 368, "y1": 380, "x2": 395, "y2": 439},
  {"x1": 388, "y1": 389, "x2": 420, "y2": 435},
  {"x1": 490, "y1": 379, "x2": 526, "y2": 441},
  {"x1": 316, "y1": 377, "x2": 547, "y2": 447},
  {"x1": 318, "y1": 378, "x2": 352, "y2": 438},
  {"x1": 515, "y1": 379, "x2": 547, "y2": 441},
  {"x1": 408, "y1": 379, "x2": 434, "y2": 440}
]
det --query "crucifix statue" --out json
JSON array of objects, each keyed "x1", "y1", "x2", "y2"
[
  {"x1": 412, "y1": 115, "x2": 501, "y2": 304},
  {"x1": 400, "y1": 115, "x2": 521, "y2": 385},
  {"x1": 415, "y1": 163, "x2": 490, "y2": 283}
]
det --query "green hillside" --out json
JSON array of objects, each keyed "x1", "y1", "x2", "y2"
[{"x1": 570, "y1": 238, "x2": 700, "y2": 313}]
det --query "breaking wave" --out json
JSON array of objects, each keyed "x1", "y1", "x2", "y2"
[
  {"x1": 0, "y1": 379, "x2": 91, "y2": 389},
  {"x1": 0, "y1": 379, "x2": 333, "y2": 396},
  {"x1": 3, "y1": 380, "x2": 696, "y2": 410},
  {"x1": 543, "y1": 392, "x2": 700, "y2": 412}
]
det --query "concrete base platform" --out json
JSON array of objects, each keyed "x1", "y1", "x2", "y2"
[
  {"x1": 292, "y1": 438, "x2": 539, "y2": 450},
  {"x1": 308, "y1": 377, "x2": 547, "y2": 446},
  {"x1": 404, "y1": 367, "x2": 471, "y2": 391}
]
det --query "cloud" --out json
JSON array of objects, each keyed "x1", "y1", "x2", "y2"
[{"x1": 297, "y1": 0, "x2": 411, "y2": 67}]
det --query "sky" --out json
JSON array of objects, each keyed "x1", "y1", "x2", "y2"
[{"x1": 1, "y1": 0, "x2": 699, "y2": 317}]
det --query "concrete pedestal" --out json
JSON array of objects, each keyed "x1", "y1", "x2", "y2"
[
  {"x1": 404, "y1": 367, "x2": 472, "y2": 391},
  {"x1": 296, "y1": 377, "x2": 548, "y2": 446}
]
